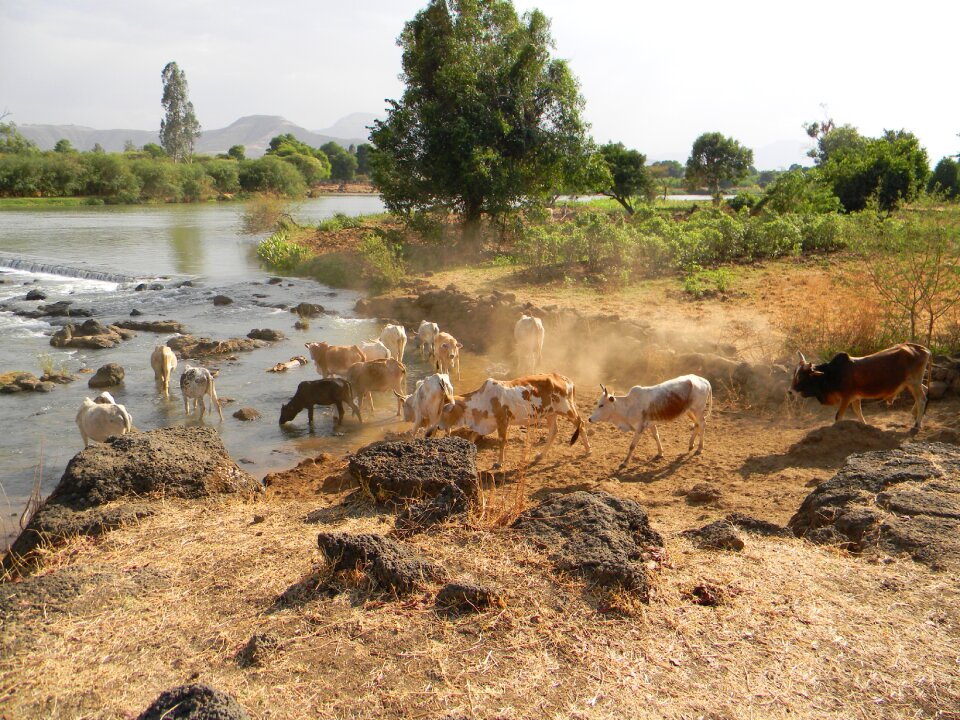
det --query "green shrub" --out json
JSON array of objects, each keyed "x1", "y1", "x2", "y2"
[
  {"x1": 256, "y1": 229, "x2": 310, "y2": 271},
  {"x1": 358, "y1": 233, "x2": 405, "y2": 291},
  {"x1": 728, "y1": 193, "x2": 759, "y2": 211},
  {"x1": 317, "y1": 212, "x2": 363, "y2": 232}
]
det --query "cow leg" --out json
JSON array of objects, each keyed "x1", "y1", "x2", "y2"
[
  {"x1": 649, "y1": 424, "x2": 664, "y2": 458},
  {"x1": 495, "y1": 420, "x2": 510, "y2": 468},
  {"x1": 395, "y1": 392, "x2": 403, "y2": 417},
  {"x1": 834, "y1": 397, "x2": 851, "y2": 422},
  {"x1": 621, "y1": 422, "x2": 646, "y2": 468},
  {"x1": 533, "y1": 415, "x2": 559, "y2": 464},
  {"x1": 906, "y1": 381, "x2": 926, "y2": 429},
  {"x1": 310, "y1": 404, "x2": 317, "y2": 425},
  {"x1": 851, "y1": 398, "x2": 866, "y2": 424},
  {"x1": 366, "y1": 392, "x2": 375, "y2": 413}
]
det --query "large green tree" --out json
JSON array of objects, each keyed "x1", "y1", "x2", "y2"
[
  {"x1": 159, "y1": 61, "x2": 202, "y2": 163},
  {"x1": 595, "y1": 142, "x2": 653, "y2": 214},
  {"x1": 321, "y1": 141, "x2": 358, "y2": 183},
  {"x1": 370, "y1": 0, "x2": 590, "y2": 226},
  {"x1": 928, "y1": 157, "x2": 960, "y2": 199},
  {"x1": 685, "y1": 132, "x2": 753, "y2": 203}
]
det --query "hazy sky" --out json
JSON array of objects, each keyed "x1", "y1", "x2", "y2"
[{"x1": 2, "y1": 0, "x2": 958, "y2": 167}]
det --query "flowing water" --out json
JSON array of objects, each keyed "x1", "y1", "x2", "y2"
[{"x1": 0, "y1": 196, "x2": 494, "y2": 546}]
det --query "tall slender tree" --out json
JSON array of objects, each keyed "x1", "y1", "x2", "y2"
[{"x1": 160, "y1": 61, "x2": 201, "y2": 163}]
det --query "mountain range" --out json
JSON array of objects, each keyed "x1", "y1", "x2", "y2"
[{"x1": 16, "y1": 113, "x2": 381, "y2": 157}]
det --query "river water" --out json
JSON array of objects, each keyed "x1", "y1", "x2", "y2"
[{"x1": 0, "y1": 195, "x2": 467, "y2": 545}]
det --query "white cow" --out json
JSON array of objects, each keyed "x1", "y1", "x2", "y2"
[
  {"x1": 588, "y1": 374, "x2": 712, "y2": 468},
  {"x1": 359, "y1": 339, "x2": 392, "y2": 361},
  {"x1": 395, "y1": 373, "x2": 454, "y2": 438},
  {"x1": 417, "y1": 321, "x2": 439, "y2": 360},
  {"x1": 514, "y1": 314, "x2": 545, "y2": 373},
  {"x1": 76, "y1": 395, "x2": 133, "y2": 447},
  {"x1": 150, "y1": 344, "x2": 178, "y2": 397},
  {"x1": 379, "y1": 324, "x2": 408, "y2": 362},
  {"x1": 180, "y1": 366, "x2": 224, "y2": 421},
  {"x1": 432, "y1": 331, "x2": 462, "y2": 380},
  {"x1": 428, "y1": 373, "x2": 591, "y2": 467}
]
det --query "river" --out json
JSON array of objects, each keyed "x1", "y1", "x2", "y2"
[{"x1": 0, "y1": 195, "x2": 452, "y2": 546}]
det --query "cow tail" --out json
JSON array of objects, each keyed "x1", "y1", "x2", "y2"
[
  {"x1": 569, "y1": 382, "x2": 583, "y2": 445},
  {"x1": 123, "y1": 407, "x2": 133, "y2": 433},
  {"x1": 706, "y1": 383, "x2": 714, "y2": 418}
]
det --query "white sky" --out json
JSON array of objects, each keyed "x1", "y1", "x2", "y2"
[{"x1": 2, "y1": 0, "x2": 958, "y2": 168}]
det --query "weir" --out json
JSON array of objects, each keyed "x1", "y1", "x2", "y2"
[{"x1": 0, "y1": 251, "x2": 139, "y2": 284}]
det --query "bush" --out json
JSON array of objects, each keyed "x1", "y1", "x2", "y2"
[
  {"x1": 239, "y1": 156, "x2": 306, "y2": 197},
  {"x1": 357, "y1": 233, "x2": 405, "y2": 291},
  {"x1": 317, "y1": 212, "x2": 363, "y2": 232},
  {"x1": 256, "y1": 229, "x2": 310, "y2": 272},
  {"x1": 241, "y1": 195, "x2": 293, "y2": 235},
  {"x1": 727, "y1": 193, "x2": 759, "y2": 211}
]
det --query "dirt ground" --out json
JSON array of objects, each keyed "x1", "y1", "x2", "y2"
[{"x1": 2, "y1": 260, "x2": 960, "y2": 719}]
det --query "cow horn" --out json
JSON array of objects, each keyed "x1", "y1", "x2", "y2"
[
  {"x1": 600, "y1": 383, "x2": 607, "y2": 395},
  {"x1": 797, "y1": 351, "x2": 807, "y2": 364}
]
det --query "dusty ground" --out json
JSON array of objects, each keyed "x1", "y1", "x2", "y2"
[{"x1": 2, "y1": 259, "x2": 960, "y2": 719}]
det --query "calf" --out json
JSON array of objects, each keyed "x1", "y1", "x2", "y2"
[
  {"x1": 589, "y1": 375, "x2": 712, "y2": 468},
  {"x1": 379, "y1": 324, "x2": 408, "y2": 361},
  {"x1": 395, "y1": 373, "x2": 454, "y2": 438},
  {"x1": 359, "y1": 339, "x2": 391, "y2": 361},
  {"x1": 427, "y1": 373, "x2": 591, "y2": 467},
  {"x1": 433, "y1": 331, "x2": 462, "y2": 380},
  {"x1": 417, "y1": 320, "x2": 439, "y2": 360},
  {"x1": 790, "y1": 343, "x2": 931, "y2": 430},
  {"x1": 180, "y1": 366, "x2": 223, "y2": 421},
  {"x1": 150, "y1": 344, "x2": 178, "y2": 397},
  {"x1": 76, "y1": 395, "x2": 133, "y2": 447},
  {"x1": 514, "y1": 314, "x2": 545, "y2": 373},
  {"x1": 346, "y1": 358, "x2": 407, "y2": 415},
  {"x1": 279, "y1": 378, "x2": 361, "y2": 426},
  {"x1": 305, "y1": 341, "x2": 366, "y2": 377}
]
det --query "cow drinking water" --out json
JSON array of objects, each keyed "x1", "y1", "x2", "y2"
[{"x1": 279, "y1": 378, "x2": 361, "y2": 426}]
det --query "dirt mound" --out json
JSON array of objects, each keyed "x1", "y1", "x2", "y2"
[
  {"x1": 792, "y1": 421, "x2": 903, "y2": 456},
  {"x1": 317, "y1": 532, "x2": 446, "y2": 594},
  {"x1": 349, "y1": 437, "x2": 478, "y2": 501},
  {"x1": 4, "y1": 427, "x2": 258, "y2": 573},
  {"x1": 513, "y1": 491, "x2": 663, "y2": 598},
  {"x1": 235, "y1": 633, "x2": 280, "y2": 668},
  {"x1": 435, "y1": 581, "x2": 505, "y2": 613},
  {"x1": 725, "y1": 512, "x2": 793, "y2": 538},
  {"x1": 789, "y1": 442, "x2": 960, "y2": 570},
  {"x1": 395, "y1": 483, "x2": 468, "y2": 535},
  {"x1": 137, "y1": 684, "x2": 250, "y2": 720},
  {"x1": 682, "y1": 520, "x2": 745, "y2": 551}
]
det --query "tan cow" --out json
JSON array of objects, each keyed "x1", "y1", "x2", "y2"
[
  {"x1": 305, "y1": 341, "x2": 366, "y2": 377},
  {"x1": 432, "y1": 331, "x2": 462, "y2": 380},
  {"x1": 346, "y1": 358, "x2": 407, "y2": 416},
  {"x1": 427, "y1": 373, "x2": 591, "y2": 467},
  {"x1": 150, "y1": 344, "x2": 178, "y2": 397}
]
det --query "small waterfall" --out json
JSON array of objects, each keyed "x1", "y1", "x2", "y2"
[{"x1": 0, "y1": 252, "x2": 139, "y2": 284}]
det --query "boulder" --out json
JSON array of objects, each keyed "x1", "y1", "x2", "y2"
[
  {"x1": 235, "y1": 633, "x2": 279, "y2": 668},
  {"x1": 395, "y1": 483, "x2": 469, "y2": 535},
  {"x1": 24, "y1": 289, "x2": 46, "y2": 301},
  {"x1": 513, "y1": 491, "x2": 663, "y2": 598},
  {"x1": 167, "y1": 334, "x2": 267, "y2": 359},
  {"x1": 88, "y1": 363, "x2": 125, "y2": 388},
  {"x1": 789, "y1": 442, "x2": 960, "y2": 570},
  {"x1": 4, "y1": 427, "x2": 258, "y2": 573},
  {"x1": 686, "y1": 482, "x2": 723, "y2": 504},
  {"x1": 114, "y1": 319, "x2": 186, "y2": 333},
  {"x1": 247, "y1": 328, "x2": 285, "y2": 342},
  {"x1": 233, "y1": 407, "x2": 261, "y2": 421},
  {"x1": 349, "y1": 437, "x2": 478, "y2": 501},
  {"x1": 435, "y1": 581, "x2": 505, "y2": 613},
  {"x1": 725, "y1": 513, "x2": 793, "y2": 538},
  {"x1": 290, "y1": 302, "x2": 324, "y2": 318},
  {"x1": 50, "y1": 320, "x2": 133, "y2": 350},
  {"x1": 130, "y1": 308, "x2": 143, "y2": 316},
  {"x1": 316, "y1": 532, "x2": 446, "y2": 594},
  {"x1": 682, "y1": 520, "x2": 745, "y2": 551},
  {"x1": 137, "y1": 684, "x2": 250, "y2": 720},
  {"x1": 212, "y1": 294, "x2": 233, "y2": 306},
  {"x1": 928, "y1": 380, "x2": 949, "y2": 401},
  {"x1": 34, "y1": 300, "x2": 92, "y2": 318}
]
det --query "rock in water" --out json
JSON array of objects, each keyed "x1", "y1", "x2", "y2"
[
  {"x1": 349, "y1": 437, "x2": 478, "y2": 501},
  {"x1": 4, "y1": 427, "x2": 258, "y2": 573},
  {"x1": 233, "y1": 407, "x2": 261, "y2": 421},
  {"x1": 212, "y1": 294, "x2": 233, "y2": 306},
  {"x1": 247, "y1": 328, "x2": 285, "y2": 342},
  {"x1": 789, "y1": 442, "x2": 960, "y2": 570},
  {"x1": 290, "y1": 302, "x2": 324, "y2": 317},
  {"x1": 513, "y1": 491, "x2": 663, "y2": 598},
  {"x1": 137, "y1": 684, "x2": 250, "y2": 720},
  {"x1": 88, "y1": 363, "x2": 125, "y2": 388}
]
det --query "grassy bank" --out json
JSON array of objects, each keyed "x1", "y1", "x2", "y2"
[{"x1": 0, "y1": 196, "x2": 95, "y2": 209}]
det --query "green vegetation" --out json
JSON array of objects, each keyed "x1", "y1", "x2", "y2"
[
  {"x1": 685, "y1": 132, "x2": 754, "y2": 203},
  {"x1": 159, "y1": 61, "x2": 201, "y2": 163},
  {"x1": 595, "y1": 143, "x2": 654, "y2": 214},
  {"x1": 370, "y1": 0, "x2": 591, "y2": 226},
  {"x1": 256, "y1": 229, "x2": 309, "y2": 271}
]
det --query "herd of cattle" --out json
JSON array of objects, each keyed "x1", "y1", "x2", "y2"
[{"x1": 74, "y1": 309, "x2": 935, "y2": 468}]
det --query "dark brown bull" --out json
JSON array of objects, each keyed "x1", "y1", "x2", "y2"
[
  {"x1": 790, "y1": 343, "x2": 931, "y2": 430},
  {"x1": 279, "y1": 378, "x2": 362, "y2": 426}
]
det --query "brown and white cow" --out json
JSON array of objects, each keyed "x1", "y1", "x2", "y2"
[
  {"x1": 395, "y1": 372, "x2": 454, "y2": 439},
  {"x1": 305, "y1": 341, "x2": 366, "y2": 378},
  {"x1": 427, "y1": 373, "x2": 591, "y2": 467},
  {"x1": 150, "y1": 344, "x2": 178, "y2": 397},
  {"x1": 180, "y1": 366, "x2": 223, "y2": 421},
  {"x1": 432, "y1": 331, "x2": 462, "y2": 380},
  {"x1": 589, "y1": 375, "x2": 712, "y2": 468},
  {"x1": 345, "y1": 357, "x2": 407, "y2": 415},
  {"x1": 790, "y1": 343, "x2": 931, "y2": 430}
]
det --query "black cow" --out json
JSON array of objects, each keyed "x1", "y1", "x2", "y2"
[{"x1": 279, "y1": 378, "x2": 362, "y2": 426}]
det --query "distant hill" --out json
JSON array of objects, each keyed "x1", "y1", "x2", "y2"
[{"x1": 17, "y1": 114, "x2": 373, "y2": 157}]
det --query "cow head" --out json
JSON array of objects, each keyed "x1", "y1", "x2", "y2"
[
  {"x1": 393, "y1": 390, "x2": 416, "y2": 423},
  {"x1": 588, "y1": 384, "x2": 616, "y2": 423},
  {"x1": 790, "y1": 351, "x2": 825, "y2": 397},
  {"x1": 426, "y1": 399, "x2": 465, "y2": 436},
  {"x1": 279, "y1": 401, "x2": 299, "y2": 424}
]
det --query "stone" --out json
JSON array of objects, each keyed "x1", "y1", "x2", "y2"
[
  {"x1": 114, "y1": 319, "x2": 186, "y2": 333},
  {"x1": 682, "y1": 520, "x2": 745, "y2": 551},
  {"x1": 235, "y1": 633, "x2": 279, "y2": 668},
  {"x1": 25, "y1": 289, "x2": 46, "y2": 301},
  {"x1": 789, "y1": 442, "x2": 960, "y2": 570},
  {"x1": 233, "y1": 407, "x2": 261, "y2": 421},
  {"x1": 435, "y1": 581, "x2": 505, "y2": 613},
  {"x1": 928, "y1": 380, "x2": 949, "y2": 401},
  {"x1": 513, "y1": 491, "x2": 663, "y2": 598},
  {"x1": 212, "y1": 294, "x2": 233, "y2": 306},
  {"x1": 349, "y1": 437, "x2": 478, "y2": 501},
  {"x1": 725, "y1": 513, "x2": 793, "y2": 538},
  {"x1": 130, "y1": 308, "x2": 143, "y2": 316},
  {"x1": 395, "y1": 483, "x2": 469, "y2": 535},
  {"x1": 317, "y1": 532, "x2": 446, "y2": 594},
  {"x1": 290, "y1": 302, "x2": 324, "y2": 317},
  {"x1": 88, "y1": 363, "x2": 125, "y2": 388},
  {"x1": 247, "y1": 328, "x2": 285, "y2": 342},
  {"x1": 167, "y1": 334, "x2": 267, "y2": 359},
  {"x1": 686, "y1": 482, "x2": 723, "y2": 504},
  {"x1": 137, "y1": 684, "x2": 250, "y2": 720}
]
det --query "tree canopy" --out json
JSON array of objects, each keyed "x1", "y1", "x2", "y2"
[
  {"x1": 929, "y1": 157, "x2": 960, "y2": 200},
  {"x1": 159, "y1": 61, "x2": 202, "y2": 163},
  {"x1": 595, "y1": 142, "x2": 653, "y2": 214},
  {"x1": 684, "y1": 132, "x2": 753, "y2": 202},
  {"x1": 370, "y1": 0, "x2": 591, "y2": 225}
]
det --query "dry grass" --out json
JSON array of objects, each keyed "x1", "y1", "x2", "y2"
[{"x1": 2, "y1": 460, "x2": 958, "y2": 720}]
